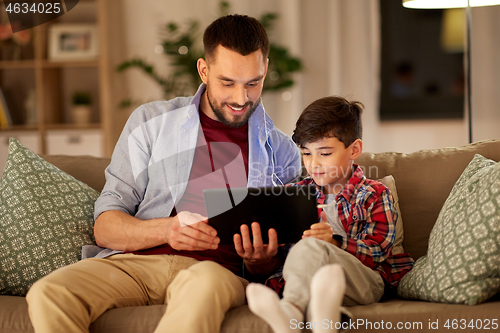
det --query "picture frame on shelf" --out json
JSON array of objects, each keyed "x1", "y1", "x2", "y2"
[{"x1": 48, "y1": 24, "x2": 99, "y2": 61}]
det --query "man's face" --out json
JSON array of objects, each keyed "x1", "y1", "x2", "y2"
[{"x1": 198, "y1": 45, "x2": 268, "y2": 127}]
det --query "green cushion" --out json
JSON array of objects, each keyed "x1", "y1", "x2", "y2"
[
  {"x1": 0, "y1": 138, "x2": 99, "y2": 296},
  {"x1": 397, "y1": 154, "x2": 500, "y2": 305}
]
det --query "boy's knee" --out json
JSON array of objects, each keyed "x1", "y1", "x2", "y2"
[
  {"x1": 289, "y1": 237, "x2": 344, "y2": 261},
  {"x1": 294, "y1": 237, "x2": 329, "y2": 252}
]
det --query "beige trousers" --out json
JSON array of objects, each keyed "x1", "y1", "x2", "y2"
[
  {"x1": 26, "y1": 254, "x2": 248, "y2": 333},
  {"x1": 283, "y1": 237, "x2": 385, "y2": 313}
]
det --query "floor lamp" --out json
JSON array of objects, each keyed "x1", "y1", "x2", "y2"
[{"x1": 402, "y1": 0, "x2": 500, "y2": 144}]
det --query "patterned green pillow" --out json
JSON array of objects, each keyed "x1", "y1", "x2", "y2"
[
  {"x1": 398, "y1": 154, "x2": 500, "y2": 305},
  {"x1": 0, "y1": 138, "x2": 99, "y2": 296}
]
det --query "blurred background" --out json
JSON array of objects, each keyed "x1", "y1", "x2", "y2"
[{"x1": 0, "y1": 0, "x2": 499, "y2": 172}]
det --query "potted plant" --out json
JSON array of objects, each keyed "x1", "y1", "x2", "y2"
[
  {"x1": 71, "y1": 92, "x2": 92, "y2": 124},
  {"x1": 116, "y1": 1, "x2": 302, "y2": 107}
]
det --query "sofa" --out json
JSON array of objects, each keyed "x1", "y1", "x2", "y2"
[{"x1": 1, "y1": 139, "x2": 499, "y2": 333}]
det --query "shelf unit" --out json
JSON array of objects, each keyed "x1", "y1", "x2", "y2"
[{"x1": 0, "y1": 0, "x2": 116, "y2": 162}]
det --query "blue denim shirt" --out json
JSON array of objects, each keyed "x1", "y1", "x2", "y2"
[{"x1": 85, "y1": 84, "x2": 301, "y2": 259}]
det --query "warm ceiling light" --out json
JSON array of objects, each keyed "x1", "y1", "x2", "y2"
[
  {"x1": 441, "y1": 8, "x2": 465, "y2": 52},
  {"x1": 403, "y1": 0, "x2": 500, "y2": 8}
]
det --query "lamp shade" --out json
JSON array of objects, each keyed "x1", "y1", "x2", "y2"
[{"x1": 403, "y1": 0, "x2": 500, "y2": 8}]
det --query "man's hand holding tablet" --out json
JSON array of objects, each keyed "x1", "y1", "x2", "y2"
[{"x1": 233, "y1": 222, "x2": 281, "y2": 274}]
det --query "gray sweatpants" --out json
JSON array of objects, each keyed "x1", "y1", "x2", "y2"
[{"x1": 282, "y1": 237, "x2": 385, "y2": 314}]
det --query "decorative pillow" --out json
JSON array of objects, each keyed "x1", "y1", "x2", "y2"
[
  {"x1": 378, "y1": 175, "x2": 405, "y2": 255},
  {"x1": 0, "y1": 138, "x2": 99, "y2": 296},
  {"x1": 397, "y1": 154, "x2": 500, "y2": 305}
]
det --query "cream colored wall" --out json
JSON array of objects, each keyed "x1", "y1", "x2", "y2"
[
  {"x1": 118, "y1": 0, "x2": 499, "y2": 154},
  {"x1": 470, "y1": 6, "x2": 500, "y2": 144}
]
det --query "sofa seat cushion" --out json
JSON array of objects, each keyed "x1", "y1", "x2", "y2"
[
  {"x1": 0, "y1": 296, "x2": 273, "y2": 333},
  {"x1": 348, "y1": 297, "x2": 500, "y2": 332},
  {"x1": 2, "y1": 294, "x2": 498, "y2": 333},
  {"x1": 0, "y1": 296, "x2": 33, "y2": 333}
]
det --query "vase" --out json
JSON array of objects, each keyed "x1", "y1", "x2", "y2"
[{"x1": 71, "y1": 105, "x2": 92, "y2": 124}]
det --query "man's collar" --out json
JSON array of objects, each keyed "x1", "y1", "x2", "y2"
[{"x1": 191, "y1": 83, "x2": 206, "y2": 113}]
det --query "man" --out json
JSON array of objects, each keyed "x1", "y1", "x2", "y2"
[{"x1": 26, "y1": 14, "x2": 301, "y2": 333}]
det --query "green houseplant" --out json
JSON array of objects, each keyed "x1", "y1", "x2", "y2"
[{"x1": 117, "y1": 1, "x2": 302, "y2": 107}]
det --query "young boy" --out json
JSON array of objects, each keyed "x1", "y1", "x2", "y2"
[{"x1": 246, "y1": 96, "x2": 414, "y2": 333}]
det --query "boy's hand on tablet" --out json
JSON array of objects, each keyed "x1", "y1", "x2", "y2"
[{"x1": 302, "y1": 211, "x2": 340, "y2": 247}]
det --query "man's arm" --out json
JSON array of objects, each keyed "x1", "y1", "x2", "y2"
[
  {"x1": 274, "y1": 132, "x2": 302, "y2": 184},
  {"x1": 94, "y1": 210, "x2": 220, "y2": 252}
]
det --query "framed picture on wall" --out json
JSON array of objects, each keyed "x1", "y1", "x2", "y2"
[
  {"x1": 48, "y1": 24, "x2": 99, "y2": 61},
  {"x1": 379, "y1": 1, "x2": 464, "y2": 120}
]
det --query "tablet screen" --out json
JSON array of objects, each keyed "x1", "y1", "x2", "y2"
[{"x1": 203, "y1": 186, "x2": 318, "y2": 244}]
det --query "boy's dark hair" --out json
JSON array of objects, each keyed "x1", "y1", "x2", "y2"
[
  {"x1": 292, "y1": 96, "x2": 364, "y2": 148},
  {"x1": 203, "y1": 14, "x2": 269, "y2": 62}
]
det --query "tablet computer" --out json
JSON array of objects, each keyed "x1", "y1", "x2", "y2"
[{"x1": 203, "y1": 186, "x2": 318, "y2": 244}]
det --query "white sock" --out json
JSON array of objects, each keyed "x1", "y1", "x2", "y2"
[
  {"x1": 246, "y1": 283, "x2": 303, "y2": 333},
  {"x1": 310, "y1": 264, "x2": 346, "y2": 333}
]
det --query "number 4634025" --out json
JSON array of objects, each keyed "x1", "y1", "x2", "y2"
[
  {"x1": 444, "y1": 319, "x2": 498, "y2": 330},
  {"x1": 6, "y1": 2, "x2": 61, "y2": 14}
]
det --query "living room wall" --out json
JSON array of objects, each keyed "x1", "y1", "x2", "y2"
[{"x1": 116, "y1": 0, "x2": 499, "y2": 153}]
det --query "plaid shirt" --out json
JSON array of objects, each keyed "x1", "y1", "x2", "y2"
[{"x1": 266, "y1": 165, "x2": 414, "y2": 295}]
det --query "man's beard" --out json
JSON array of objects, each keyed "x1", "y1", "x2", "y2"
[{"x1": 206, "y1": 86, "x2": 260, "y2": 128}]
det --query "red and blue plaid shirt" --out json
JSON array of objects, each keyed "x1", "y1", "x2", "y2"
[{"x1": 266, "y1": 165, "x2": 414, "y2": 294}]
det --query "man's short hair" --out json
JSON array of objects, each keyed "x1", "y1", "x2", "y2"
[
  {"x1": 203, "y1": 14, "x2": 269, "y2": 62},
  {"x1": 292, "y1": 96, "x2": 364, "y2": 148}
]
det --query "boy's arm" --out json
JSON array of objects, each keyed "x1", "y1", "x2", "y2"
[{"x1": 339, "y1": 188, "x2": 397, "y2": 269}]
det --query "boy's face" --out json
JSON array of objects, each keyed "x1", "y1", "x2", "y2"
[
  {"x1": 197, "y1": 45, "x2": 268, "y2": 127},
  {"x1": 301, "y1": 136, "x2": 362, "y2": 195}
]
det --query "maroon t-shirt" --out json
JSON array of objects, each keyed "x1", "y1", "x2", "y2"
[{"x1": 129, "y1": 110, "x2": 249, "y2": 275}]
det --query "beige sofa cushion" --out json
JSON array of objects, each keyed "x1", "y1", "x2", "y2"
[
  {"x1": 356, "y1": 139, "x2": 500, "y2": 261},
  {"x1": 398, "y1": 154, "x2": 500, "y2": 305},
  {"x1": 40, "y1": 154, "x2": 111, "y2": 193},
  {"x1": 378, "y1": 175, "x2": 405, "y2": 255},
  {"x1": 0, "y1": 295, "x2": 274, "y2": 333},
  {"x1": 349, "y1": 297, "x2": 500, "y2": 332}
]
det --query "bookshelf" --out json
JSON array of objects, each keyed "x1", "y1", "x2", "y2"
[{"x1": 0, "y1": 0, "x2": 121, "y2": 168}]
